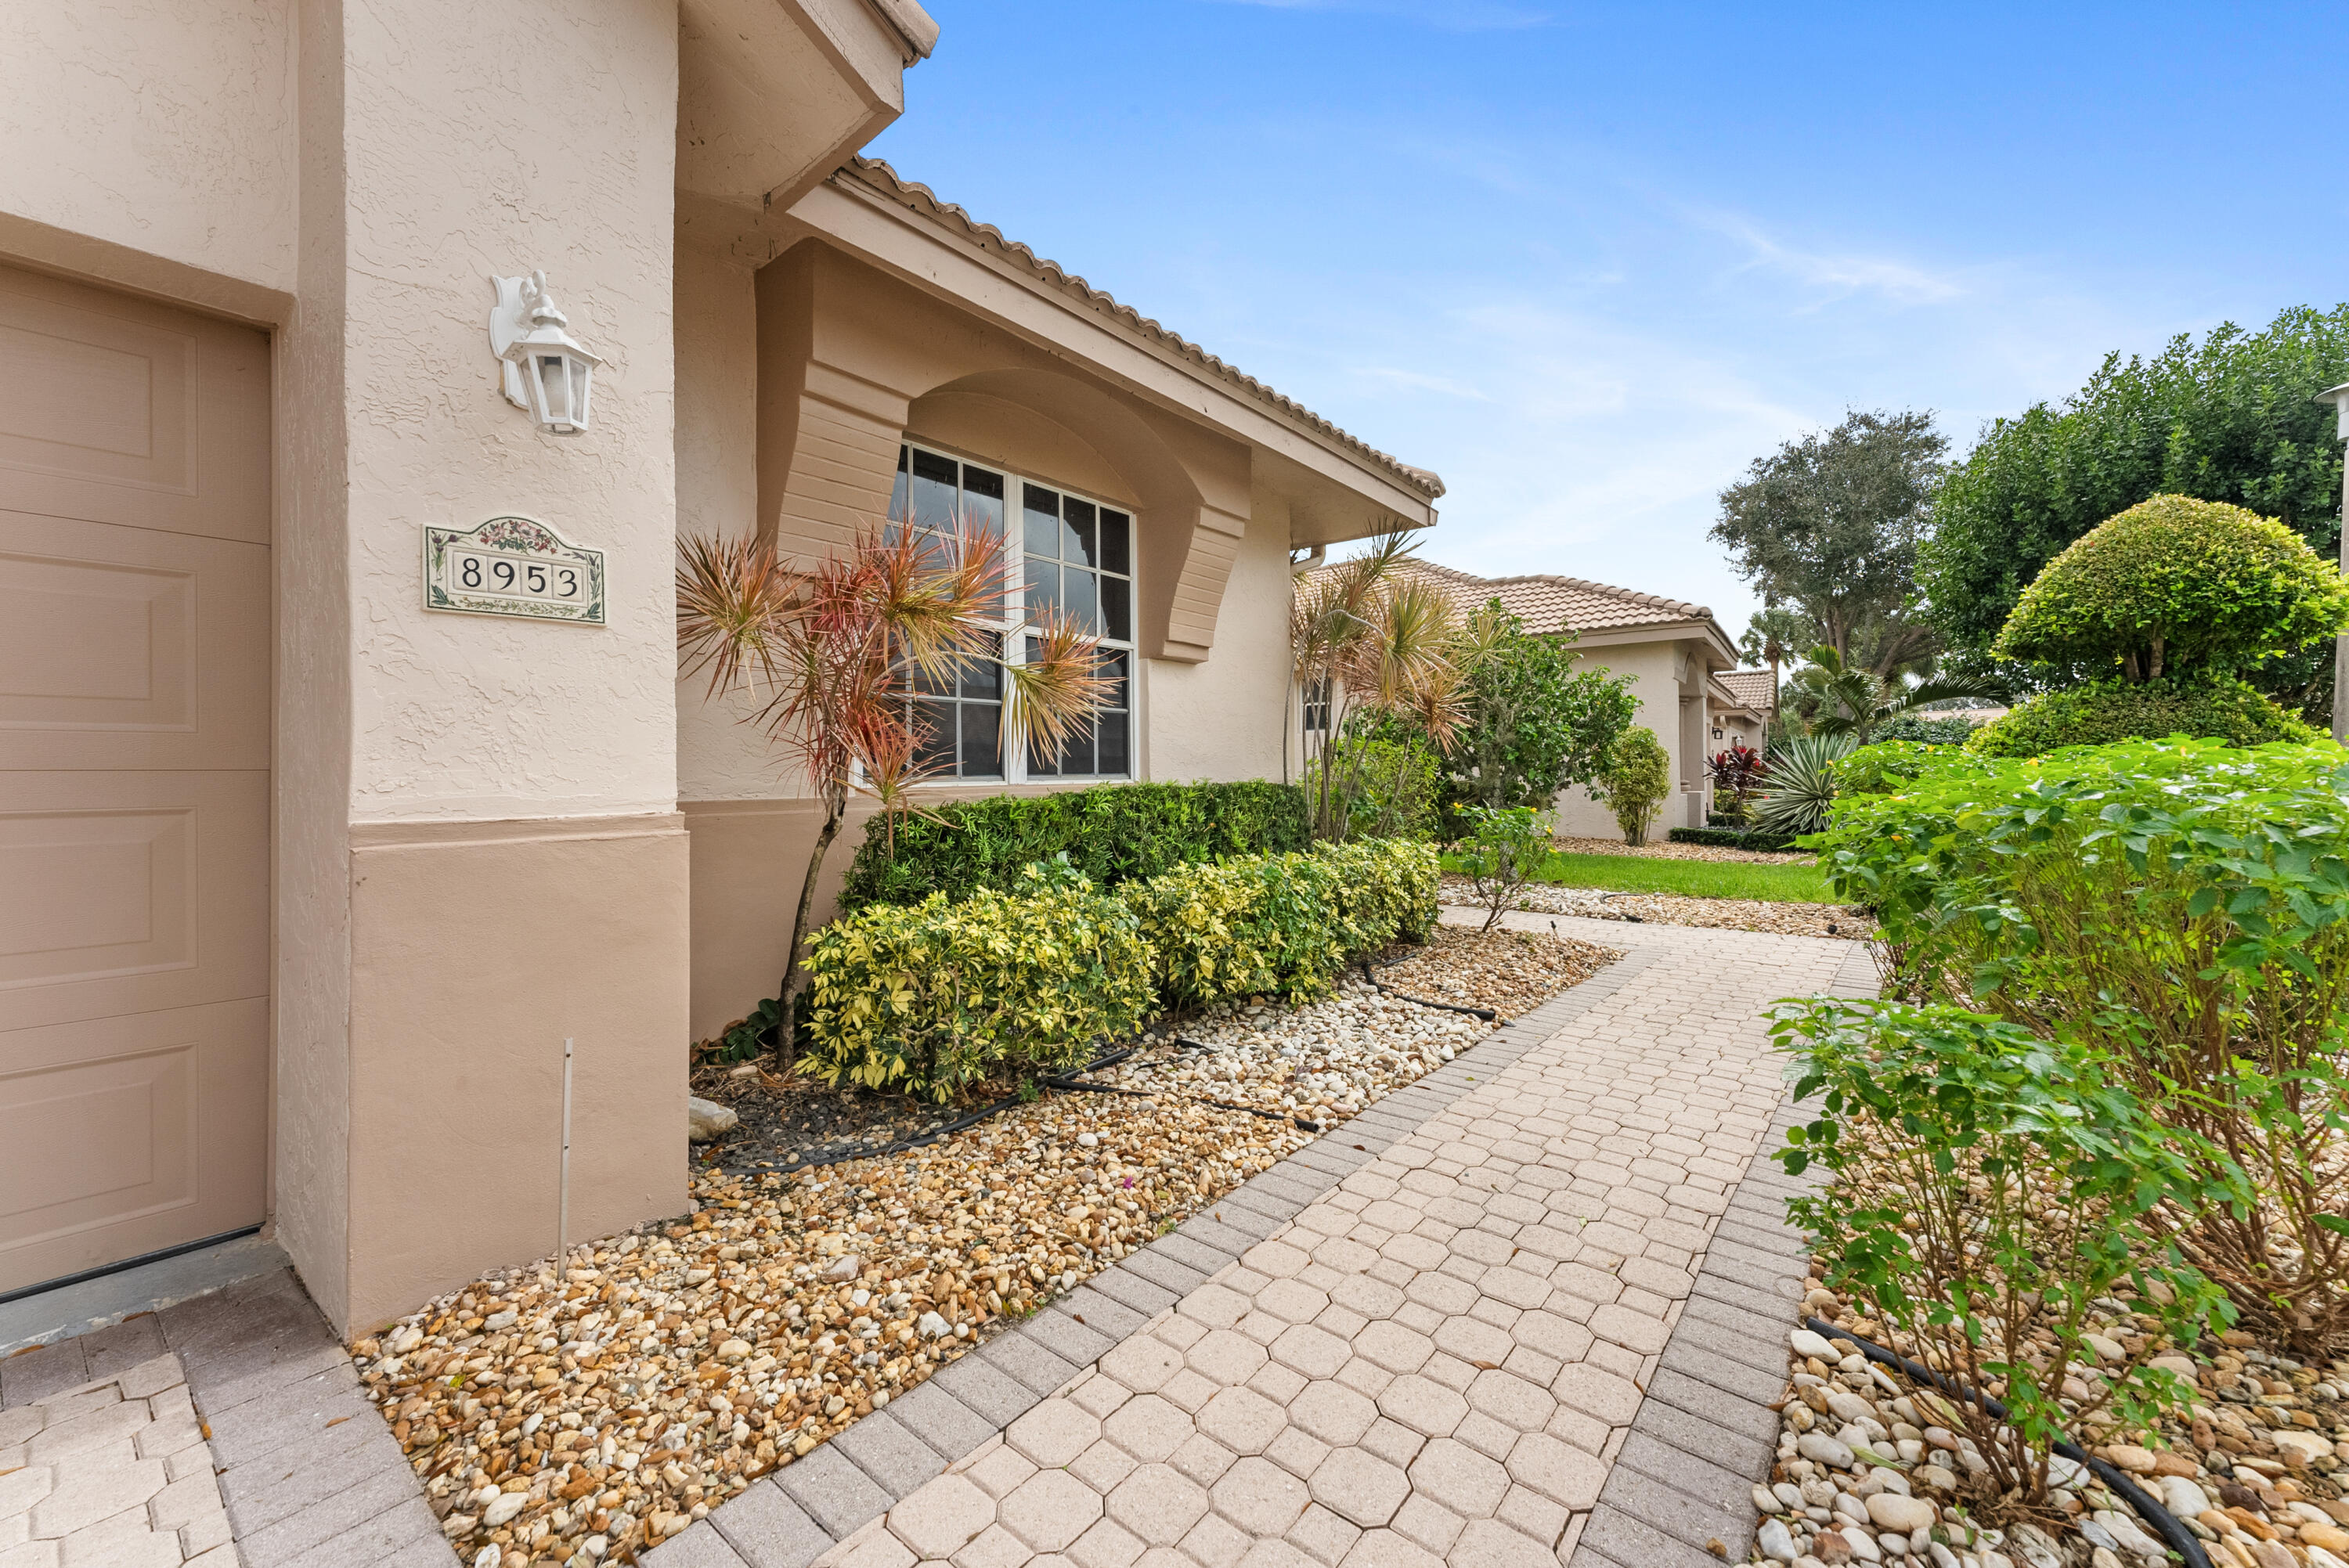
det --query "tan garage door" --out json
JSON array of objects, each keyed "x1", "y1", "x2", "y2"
[{"x1": 0, "y1": 262, "x2": 270, "y2": 1294}]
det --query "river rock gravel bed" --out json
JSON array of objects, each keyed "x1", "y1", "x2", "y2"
[
  {"x1": 351, "y1": 932, "x2": 1618, "y2": 1568},
  {"x1": 1747, "y1": 1276, "x2": 2349, "y2": 1568},
  {"x1": 1554, "y1": 834, "x2": 1810, "y2": 864},
  {"x1": 1442, "y1": 873, "x2": 1871, "y2": 940}
]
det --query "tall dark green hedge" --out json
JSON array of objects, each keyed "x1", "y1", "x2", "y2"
[{"x1": 839, "y1": 781, "x2": 1309, "y2": 910}]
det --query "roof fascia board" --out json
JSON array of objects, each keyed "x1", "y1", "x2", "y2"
[
  {"x1": 789, "y1": 178, "x2": 1437, "y2": 521},
  {"x1": 1558, "y1": 621, "x2": 1741, "y2": 665}
]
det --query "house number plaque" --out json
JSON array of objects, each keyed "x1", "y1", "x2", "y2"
[{"x1": 423, "y1": 515, "x2": 605, "y2": 625}]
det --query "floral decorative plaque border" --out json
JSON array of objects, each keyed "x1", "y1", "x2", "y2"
[{"x1": 422, "y1": 514, "x2": 607, "y2": 625}]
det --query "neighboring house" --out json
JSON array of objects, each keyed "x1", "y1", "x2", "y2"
[
  {"x1": 1399, "y1": 563, "x2": 1741, "y2": 838},
  {"x1": 1712, "y1": 669, "x2": 1777, "y2": 752},
  {"x1": 0, "y1": 2, "x2": 1438, "y2": 1334}
]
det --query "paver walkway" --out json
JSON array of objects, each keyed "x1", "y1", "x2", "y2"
[
  {"x1": 663, "y1": 916, "x2": 1860, "y2": 1568},
  {"x1": 0, "y1": 1351, "x2": 236, "y2": 1566}
]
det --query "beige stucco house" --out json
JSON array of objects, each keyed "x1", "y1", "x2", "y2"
[
  {"x1": 1711, "y1": 669, "x2": 1776, "y2": 753},
  {"x1": 0, "y1": 0, "x2": 1439, "y2": 1334},
  {"x1": 1402, "y1": 563, "x2": 1741, "y2": 838}
]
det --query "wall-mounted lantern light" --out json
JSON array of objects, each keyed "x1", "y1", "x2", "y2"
[{"x1": 489, "y1": 272, "x2": 603, "y2": 436}]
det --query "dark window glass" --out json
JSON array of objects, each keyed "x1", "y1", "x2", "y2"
[
  {"x1": 1025, "y1": 560, "x2": 1059, "y2": 625},
  {"x1": 1063, "y1": 567, "x2": 1098, "y2": 634},
  {"x1": 1100, "y1": 510, "x2": 1131, "y2": 575},
  {"x1": 1094, "y1": 712, "x2": 1128, "y2": 777},
  {"x1": 1099, "y1": 651, "x2": 1130, "y2": 712},
  {"x1": 1101, "y1": 577, "x2": 1130, "y2": 642},
  {"x1": 1062, "y1": 496, "x2": 1096, "y2": 566},
  {"x1": 889, "y1": 445, "x2": 910, "y2": 524},
  {"x1": 960, "y1": 649, "x2": 1000, "y2": 701},
  {"x1": 1023, "y1": 485, "x2": 1061, "y2": 557},
  {"x1": 911, "y1": 449, "x2": 958, "y2": 531},
  {"x1": 913, "y1": 699, "x2": 956, "y2": 771},
  {"x1": 962, "y1": 701, "x2": 1001, "y2": 777},
  {"x1": 913, "y1": 658, "x2": 952, "y2": 697},
  {"x1": 962, "y1": 464, "x2": 1005, "y2": 537}
]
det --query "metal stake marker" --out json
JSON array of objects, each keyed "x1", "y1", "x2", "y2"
[
  {"x1": 2316, "y1": 384, "x2": 2349, "y2": 744},
  {"x1": 559, "y1": 1037, "x2": 575, "y2": 1265}
]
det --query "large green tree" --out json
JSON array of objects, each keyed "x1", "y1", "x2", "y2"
[
  {"x1": 1922, "y1": 305, "x2": 2349, "y2": 713},
  {"x1": 1711, "y1": 409, "x2": 1948, "y2": 681},
  {"x1": 1408, "y1": 606, "x2": 1636, "y2": 822}
]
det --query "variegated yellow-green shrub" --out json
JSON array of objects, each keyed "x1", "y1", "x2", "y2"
[
  {"x1": 1121, "y1": 839, "x2": 1439, "y2": 1010},
  {"x1": 799, "y1": 873, "x2": 1153, "y2": 1102}
]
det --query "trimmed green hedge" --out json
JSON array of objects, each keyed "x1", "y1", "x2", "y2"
[
  {"x1": 804, "y1": 838, "x2": 1439, "y2": 1098},
  {"x1": 839, "y1": 781, "x2": 1308, "y2": 910},
  {"x1": 1965, "y1": 676, "x2": 2315, "y2": 759},
  {"x1": 1669, "y1": 826, "x2": 1802, "y2": 852}
]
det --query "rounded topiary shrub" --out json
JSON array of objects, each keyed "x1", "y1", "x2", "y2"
[
  {"x1": 1967, "y1": 675, "x2": 2317, "y2": 758},
  {"x1": 1993, "y1": 493, "x2": 2349, "y2": 679}
]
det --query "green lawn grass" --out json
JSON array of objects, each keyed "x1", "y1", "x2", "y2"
[{"x1": 1447, "y1": 849, "x2": 1841, "y2": 903}]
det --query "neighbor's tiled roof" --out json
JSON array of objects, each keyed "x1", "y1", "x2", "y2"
[
  {"x1": 1716, "y1": 669, "x2": 1777, "y2": 712},
  {"x1": 1397, "y1": 560, "x2": 1717, "y2": 636},
  {"x1": 835, "y1": 158, "x2": 1444, "y2": 502}
]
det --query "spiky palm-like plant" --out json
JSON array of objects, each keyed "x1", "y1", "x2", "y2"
[
  {"x1": 1290, "y1": 530, "x2": 1490, "y2": 841},
  {"x1": 678, "y1": 522, "x2": 1110, "y2": 1065},
  {"x1": 1791, "y1": 645, "x2": 2005, "y2": 740}
]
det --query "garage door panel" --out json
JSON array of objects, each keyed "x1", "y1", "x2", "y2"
[
  {"x1": 0, "y1": 997, "x2": 266, "y2": 1288},
  {"x1": 0, "y1": 510, "x2": 267, "y2": 771},
  {"x1": 0, "y1": 270, "x2": 267, "y2": 544},
  {"x1": 0, "y1": 260, "x2": 269, "y2": 1296},
  {"x1": 0, "y1": 773, "x2": 265, "y2": 1033}
]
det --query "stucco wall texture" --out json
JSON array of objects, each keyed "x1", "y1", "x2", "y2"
[{"x1": 0, "y1": 0, "x2": 298, "y2": 299}]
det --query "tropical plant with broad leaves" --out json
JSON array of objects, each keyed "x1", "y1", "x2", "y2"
[
  {"x1": 677, "y1": 522, "x2": 1110, "y2": 1065},
  {"x1": 1786, "y1": 645, "x2": 2005, "y2": 741},
  {"x1": 1748, "y1": 731, "x2": 1855, "y2": 838}
]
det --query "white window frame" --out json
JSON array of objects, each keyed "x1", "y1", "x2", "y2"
[{"x1": 893, "y1": 437, "x2": 1139, "y2": 785}]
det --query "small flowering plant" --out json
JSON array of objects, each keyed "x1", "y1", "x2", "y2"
[{"x1": 1774, "y1": 997, "x2": 2236, "y2": 1505}]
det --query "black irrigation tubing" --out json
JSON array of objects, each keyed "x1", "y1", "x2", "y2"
[
  {"x1": 1800, "y1": 1315, "x2": 2214, "y2": 1568},
  {"x1": 1358, "y1": 961, "x2": 1498, "y2": 1021}
]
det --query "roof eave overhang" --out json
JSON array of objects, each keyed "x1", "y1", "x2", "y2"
[
  {"x1": 1558, "y1": 619, "x2": 1740, "y2": 665},
  {"x1": 791, "y1": 168, "x2": 1441, "y2": 524}
]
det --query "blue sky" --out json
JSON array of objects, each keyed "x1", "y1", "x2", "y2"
[{"x1": 866, "y1": 1, "x2": 2347, "y2": 644}]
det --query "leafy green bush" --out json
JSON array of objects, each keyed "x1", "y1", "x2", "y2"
[
  {"x1": 839, "y1": 780, "x2": 1308, "y2": 910},
  {"x1": 1594, "y1": 726, "x2": 1672, "y2": 846},
  {"x1": 1455, "y1": 806, "x2": 1553, "y2": 931},
  {"x1": 1967, "y1": 674, "x2": 2316, "y2": 757},
  {"x1": 800, "y1": 867, "x2": 1155, "y2": 1101},
  {"x1": 1829, "y1": 738, "x2": 1989, "y2": 799},
  {"x1": 1810, "y1": 738, "x2": 2349, "y2": 1346},
  {"x1": 1120, "y1": 839, "x2": 1438, "y2": 1009},
  {"x1": 1993, "y1": 493, "x2": 2349, "y2": 681},
  {"x1": 1304, "y1": 735, "x2": 1440, "y2": 842},
  {"x1": 1776, "y1": 997, "x2": 2233, "y2": 1498},
  {"x1": 1436, "y1": 607, "x2": 1637, "y2": 820},
  {"x1": 1867, "y1": 712, "x2": 1979, "y2": 745}
]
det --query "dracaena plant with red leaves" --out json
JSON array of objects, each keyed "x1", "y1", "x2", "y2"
[{"x1": 678, "y1": 521, "x2": 1110, "y2": 1065}]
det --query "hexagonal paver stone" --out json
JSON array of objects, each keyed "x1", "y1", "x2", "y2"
[
  {"x1": 1240, "y1": 1240, "x2": 1311, "y2": 1279},
  {"x1": 1373, "y1": 1376, "x2": 1467, "y2": 1441},
  {"x1": 1279, "y1": 1383, "x2": 1372, "y2": 1451},
  {"x1": 1450, "y1": 1517, "x2": 1555, "y2": 1568},
  {"x1": 1209, "y1": 1455, "x2": 1312, "y2": 1536},
  {"x1": 1333, "y1": 1526, "x2": 1442, "y2": 1568},
  {"x1": 1102, "y1": 1394, "x2": 1193, "y2": 1464},
  {"x1": 1351, "y1": 1324, "x2": 1433, "y2": 1377},
  {"x1": 889, "y1": 1474, "x2": 1000, "y2": 1562},
  {"x1": 1550, "y1": 1362, "x2": 1642, "y2": 1427},
  {"x1": 1254, "y1": 1280, "x2": 1330, "y2": 1325},
  {"x1": 1268, "y1": 1325, "x2": 1348, "y2": 1381},
  {"x1": 1507, "y1": 1310, "x2": 1593, "y2": 1364},
  {"x1": 1099, "y1": 1338, "x2": 1185, "y2": 1396},
  {"x1": 1103, "y1": 1462, "x2": 1210, "y2": 1546},
  {"x1": 1586, "y1": 1303, "x2": 1669, "y2": 1355},
  {"x1": 1009, "y1": 1401, "x2": 1102, "y2": 1469},
  {"x1": 1067, "y1": 1516, "x2": 1147, "y2": 1568},
  {"x1": 999, "y1": 1468, "x2": 1103, "y2": 1552},
  {"x1": 1403, "y1": 1440, "x2": 1507, "y2": 1519},
  {"x1": 1463, "y1": 1371, "x2": 1553, "y2": 1433},
  {"x1": 1430, "y1": 1317, "x2": 1512, "y2": 1367},
  {"x1": 1195, "y1": 1388, "x2": 1285, "y2": 1458},
  {"x1": 1307, "y1": 1449, "x2": 1409, "y2": 1530},
  {"x1": 1327, "y1": 1277, "x2": 1405, "y2": 1321},
  {"x1": 1502, "y1": 1432, "x2": 1607, "y2": 1509},
  {"x1": 1186, "y1": 1330, "x2": 1268, "y2": 1388}
]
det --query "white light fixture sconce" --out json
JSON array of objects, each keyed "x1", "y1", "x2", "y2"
[{"x1": 489, "y1": 272, "x2": 603, "y2": 435}]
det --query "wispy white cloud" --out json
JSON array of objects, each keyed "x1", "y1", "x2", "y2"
[
  {"x1": 1695, "y1": 211, "x2": 1968, "y2": 306},
  {"x1": 1202, "y1": 0, "x2": 1550, "y2": 32},
  {"x1": 1349, "y1": 366, "x2": 1493, "y2": 400}
]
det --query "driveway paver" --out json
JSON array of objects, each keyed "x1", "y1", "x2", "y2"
[{"x1": 720, "y1": 915, "x2": 1860, "y2": 1568}]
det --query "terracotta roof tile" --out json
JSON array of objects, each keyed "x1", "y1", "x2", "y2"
[
  {"x1": 1391, "y1": 560, "x2": 1717, "y2": 636},
  {"x1": 1716, "y1": 669, "x2": 1777, "y2": 711},
  {"x1": 835, "y1": 158, "x2": 1443, "y2": 502}
]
